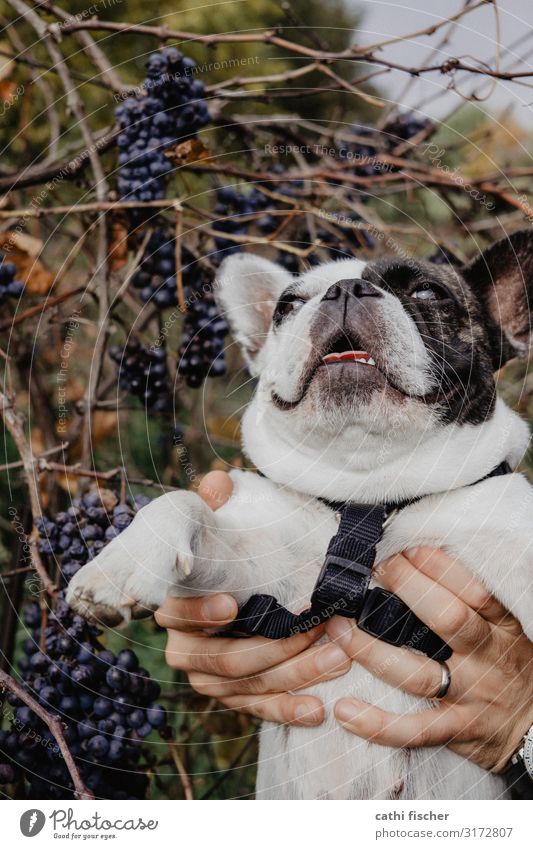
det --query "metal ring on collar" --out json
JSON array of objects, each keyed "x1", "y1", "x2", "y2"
[{"x1": 433, "y1": 660, "x2": 452, "y2": 700}]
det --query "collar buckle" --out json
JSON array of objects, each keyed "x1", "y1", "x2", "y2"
[{"x1": 310, "y1": 554, "x2": 371, "y2": 618}]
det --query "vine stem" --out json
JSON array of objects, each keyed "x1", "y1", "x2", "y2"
[
  {"x1": 0, "y1": 389, "x2": 56, "y2": 595},
  {"x1": 174, "y1": 202, "x2": 185, "y2": 313},
  {"x1": 166, "y1": 738, "x2": 193, "y2": 800}
]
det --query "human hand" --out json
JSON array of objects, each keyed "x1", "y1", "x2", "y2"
[
  {"x1": 155, "y1": 471, "x2": 350, "y2": 727},
  {"x1": 328, "y1": 547, "x2": 533, "y2": 772}
]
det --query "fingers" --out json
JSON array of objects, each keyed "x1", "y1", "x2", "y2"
[
  {"x1": 155, "y1": 593, "x2": 238, "y2": 632},
  {"x1": 220, "y1": 693, "x2": 325, "y2": 726},
  {"x1": 189, "y1": 642, "x2": 350, "y2": 698},
  {"x1": 327, "y1": 617, "x2": 456, "y2": 700},
  {"x1": 376, "y1": 553, "x2": 490, "y2": 652},
  {"x1": 401, "y1": 547, "x2": 514, "y2": 627},
  {"x1": 334, "y1": 697, "x2": 461, "y2": 748},
  {"x1": 164, "y1": 623, "x2": 326, "y2": 677}
]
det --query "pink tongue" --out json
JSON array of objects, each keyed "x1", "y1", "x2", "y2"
[
  {"x1": 323, "y1": 350, "x2": 369, "y2": 363},
  {"x1": 339, "y1": 351, "x2": 369, "y2": 362}
]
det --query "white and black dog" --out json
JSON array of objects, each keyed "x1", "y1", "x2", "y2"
[{"x1": 68, "y1": 230, "x2": 533, "y2": 799}]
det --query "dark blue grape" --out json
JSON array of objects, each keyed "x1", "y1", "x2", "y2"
[
  {"x1": 39, "y1": 686, "x2": 59, "y2": 707},
  {"x1": 116, "y1": 649, "x2": 139, "y2": 671},
  {"x1": 107, "y1": 739, "x2": 125, "y2": 762},
  {"x1": 78, "y1": 720, "x2": 97, "y2": 740},
  {"x1": 93, "y1": 697, "x2": 112, "y2": 718},
  {"x1": 146, "y1": 704, "x2": 166, "y2": 729},
  {"x1": 109, "y1": 337, "x2": 171, "y2": 412},
  {"x1": 137, "y1": 722, "x2": 153, "y2": 738},
  {"x1": 127, "y1": 709, "x2": 145, "y2": 729},
  {"x1": 105, "y1": 667, "x2": 126, "y2": 691},
  {"x1": 86, "y1": 735, "x2": 109, "y2": 758},
  {"x1": 97, "y1": 719, "x2": 115, "y2": 735}
]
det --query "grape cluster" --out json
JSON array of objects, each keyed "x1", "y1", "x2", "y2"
[
  {"x1": 0, "y1": 489, "x2": 168, "y2": 800},
  {"x1": 130, "y1": 229, "x2": 228, "y2": 389},
  {"x1": 337, "y1": 125, "x2": 384, "y2": 178},
  {"x1": 0, "y1": 253, "x2": 24, "y2": 305},
  {"x1": 212, "y1": 181, "x2": 310, "y2": 271},
  {"x1": 115, "y1": 47, "x2": 210, "y2": 206},
  {"x1": 213, "y1": 186, "x2": 272, "y2": 260},
  {"x1": 131, "y1": 229, "x2": 181, "y2": 308},
  {"x1": 384, "y1": 112, "x2": 431, "y2": 145},
  {"x1": 177, "y1": 272, "x2": 227, "y2": 388},
  {"x1": 109, "y1": 338, "x2": 170, "y2": 412},
  {"x1": 337, "y1": 113, "x2": 431, "y2": 178}
]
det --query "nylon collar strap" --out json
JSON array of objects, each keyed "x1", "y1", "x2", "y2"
[{"x1": 229, "y1": 461, "x2": 512, "y2": 662}]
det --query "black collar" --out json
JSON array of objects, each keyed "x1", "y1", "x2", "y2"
[{"x1": 283, "y1": 459, "x2": 512, "y2": 515}]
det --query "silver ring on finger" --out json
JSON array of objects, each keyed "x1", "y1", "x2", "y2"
[{"x1": 432, "y1": 660, "x2": 452, "y2": 700}]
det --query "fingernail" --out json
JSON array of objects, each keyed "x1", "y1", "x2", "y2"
[
  {"x1": 316, "y1": 644, "x2": 348, "y2": 675},
  {"x1": 335, "y1": 699, "x2": 360, "y2": 723},
  {"x1": 294, "y1": 702, "x2": 323, "y2": 726},
  {"x1": 327, "y1": 617, "x2": 354, "y2": 647},
  {"x1": 404, "y1": 547, "x2": 420, "y2": 561},
  {"x1": 201, "y1": 595, "x2": 235, "y2": 621}
]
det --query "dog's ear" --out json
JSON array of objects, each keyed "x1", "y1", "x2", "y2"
[
  {"x1": 462, "y1": 230, "x2": 533, "y2": 368},
  {"x1": 215, "y1": 253, "x2": 293, "y2": 373}
]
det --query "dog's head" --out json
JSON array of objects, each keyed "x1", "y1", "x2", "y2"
[{"x1": 216, "y1": 231, "x2": 533, "y2": 494}]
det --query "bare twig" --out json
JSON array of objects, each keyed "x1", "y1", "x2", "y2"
[
  {"x1": 0, "y1": 389, "x2": 56, "y2": 595},
  {"x1": 0, "y1": 442, "x2": 68, "y2": 473},
  {"x1": 32, "y1": 0, "x2": 126, "y2": 94},
  {"x1": 0, "y1": 286, "x2": 86, "y2": 331},
  {"x1": 174, "y1": 202, "x2": 185, "y2": 312},
  {"x1": 166, "y1": 737, "x2": 194, "y2": 800}
]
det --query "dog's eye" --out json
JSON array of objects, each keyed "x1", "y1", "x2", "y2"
[
  {"x1": 273, "y1": 296, "x2": 306, "y2": 324},
  {"x1": 411, "y1": 284, "x2": 450, "y2": 302}
]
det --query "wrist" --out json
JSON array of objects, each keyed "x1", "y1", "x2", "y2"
[{"x1": 493, "y1": 707, "x2": 533, "y2": 774}]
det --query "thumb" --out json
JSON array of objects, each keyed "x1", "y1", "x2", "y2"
[{"x1": 197, "y1": 470, "x2": 234, "y2": 511}]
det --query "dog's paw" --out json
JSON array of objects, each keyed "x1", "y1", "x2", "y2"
[{"x1": 66, "y1": 492, "x2": 200, "y2": 627}]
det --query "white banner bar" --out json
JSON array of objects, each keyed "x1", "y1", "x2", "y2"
[{"x1": 2, "y1": 799, "x2": 530, "y2": 848}]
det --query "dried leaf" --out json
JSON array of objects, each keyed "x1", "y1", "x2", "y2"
[
  {"x1": 0, "y1": 231, "x2": 53, "y2": 295},
  {"x1": 91, "y1": 411, "x2": 118, "y2": 444},
  {"x1": 4, "y1": 231, "x2": 43, "y2": 257},
  {"x1": 98, "y1": 488, "x2": 119, "y2": 512},
  {"x1": 0, "y1": 80, "x2": 16, "y2": 103},
  {"x1": 165, "y1": 138, "x2": 211, "y2": 167},
  {"x1": 108, "y1": 219, "x2": 129, "y2": 272}
]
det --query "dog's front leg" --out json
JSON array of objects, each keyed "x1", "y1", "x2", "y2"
[{"x1": 66, "y1": 490, "x2": 230, "y2": 626}]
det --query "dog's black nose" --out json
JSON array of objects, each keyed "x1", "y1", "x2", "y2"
[{"x1": 323, "y1": 278, "x2": 382, "y2": 300}]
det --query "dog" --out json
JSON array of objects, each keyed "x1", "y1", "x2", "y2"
[{"x1": 68, "y1": 230, "x2": 533, "y2": 799}]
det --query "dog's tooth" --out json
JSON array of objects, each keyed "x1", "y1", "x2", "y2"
[{"x1": 367, "y1": 357, "x2": 376, "y2": 366}]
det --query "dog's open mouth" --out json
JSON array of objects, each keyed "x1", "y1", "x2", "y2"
[
  {"x1": 272, "y1": 330, "x2": 457, "y2": 410},
  {"x1": 320, "y1": 334, "x2": 376, "y2": 367}
]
